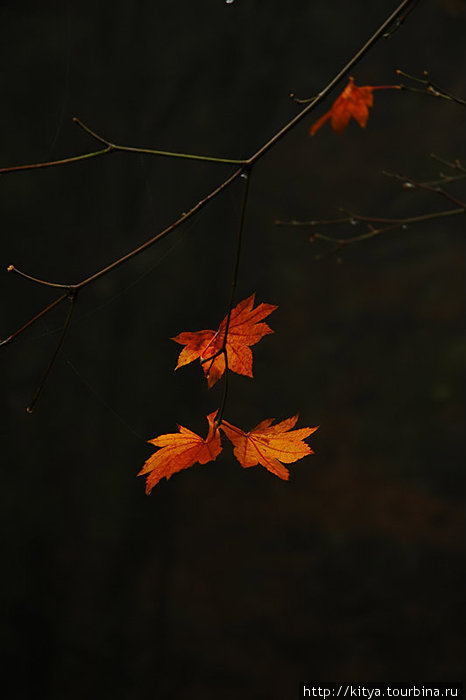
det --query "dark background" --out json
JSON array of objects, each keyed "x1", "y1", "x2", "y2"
[{"x1": 1, "y1": 1, "x2": 464, "y2": 698}]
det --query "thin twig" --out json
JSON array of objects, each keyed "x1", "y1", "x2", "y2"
[
  {"x1": 382, "y1": 170, "x2": 466, "y2": 208},
  {"x1": 0, "y1": 147, "x2": 111, "y2": 175},
  {"x1": 0, "y1": 292, "x2": 68, "y2": 347},
  {"x1": 292, "y1": 83, "x2": 401, "y2": 105},
  {"x1": 215, "y1": 167, "x2": 251, "y2": 428},
  {"x1": 420, "y1": 174, "x2": 466, "y2": 187},
  {"x1": 397, "y1": 69, "x2": 466, "y2": 105},
  {"x1": 26, "y1": 291, "x2": 78, "y2": 412},
  {"x1": 278, "y1": 152, "x2": 465, "y2": 256},
  {"x1": 277, "y1": 213, "x2": 407, "y2": 227},
  {"x1": 72, "y1": 117, "x2": 246, "y2": 166},
  {"x1": 383, "y1": 0, "x2": 421, "y2": 37},
  {"x1": 407, "y1": 181, "x2": 465, "y2": 208},
  {"x1": 0, "y1": 120, "x2": 245, "y2": 176},
  {"x1": 430, "y1": 154, "x2": 465, "y2": 173},
  {"x1": 7, "y1": 265, "x2": 71, "y2": 289},
  {"x1": 291, "y1": 208, "x2": 465, "y2": 254},
  {"x1": 290, "y1": 92, "x2": 319, "y2": 106}
]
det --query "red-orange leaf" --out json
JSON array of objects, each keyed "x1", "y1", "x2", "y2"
[
  {"x1": 139, "y1": 412, "x2": 222, "y2": 494},
  {"x1": 310, "y1": 77, "x2": 377, "y2": 135},
  {"x1": 172, "y1": 294, "x2": 277, "y2": 388},
  {"x1": 220, "y1": 415, "x2": 318, "y2": 481}
]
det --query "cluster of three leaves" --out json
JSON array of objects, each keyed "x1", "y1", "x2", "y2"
[
  {"x1": 139, "y1": 294, "x2": 317, "y2": 493},
  {"x1": 140, "y1": 77, "x2": 404, "y2": 493}
]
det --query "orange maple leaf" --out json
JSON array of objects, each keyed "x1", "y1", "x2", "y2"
[
  {"x1": 172, "y1": 294, "x2": 277, "y2": 388},
  {"x1": 138, "y1": 411, "x2": 222, "y2": 494},
  {"x1": 220, "y1": 415, "x2": 318, "y2": 481},
  {"x1": 309, "y1": 77, "x2": 398, "y2": 135}
]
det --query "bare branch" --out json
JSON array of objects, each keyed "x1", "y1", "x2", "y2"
[
  {"x1": 430, "y1": 154, "x2": 465, "y2": 173},
  {"x1": 397, "y1": 69, "x2": 466, "y2": 105},
  {"x1": 2, "y1": 0, "x2": 422, "y2": 405},
  {"x1": 278, "y1": 208, "x2": 464, "y2": 258},
  {"x1": 382, "y1": 170, "x2": 466, "y2": 208},
  {"x1": 0, "y1": 119, "x2": 246, "y2": 176}
]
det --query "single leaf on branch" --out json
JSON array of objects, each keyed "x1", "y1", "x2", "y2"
[
  {"x1": 172, "y1": 294, "x2": 277, "y2": 387},
  {"x1": 309, "y1": 77, "x2": 400, "y2": 135},
  {"x1": 139, "y1": 411, "x2": 222, "y2": 494},
  {"x1": 220, "y1": 415, "x2": 318, "y2": 481}
]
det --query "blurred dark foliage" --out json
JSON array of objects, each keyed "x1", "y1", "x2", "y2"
[{"x1": 0, "y1": 1, "x2": 464, "y2": 698}]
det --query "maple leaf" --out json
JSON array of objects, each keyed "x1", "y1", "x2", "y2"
[
  {"x1": 138, "y1": 411, "x2": 222, "y2": 494},
  {"x1": 220, "y1": 415, "x2": 318, "y2": 481},
  {"x1": 172, "y1": 293, "x2": 277, "y2": 388},
  {"x1": 310, "y1": 76, "x2": 396, "y2": 135}
]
